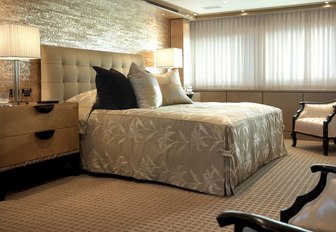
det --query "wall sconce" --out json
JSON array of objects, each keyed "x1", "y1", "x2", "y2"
[
  {"x1": 0, "y1": 23, "x2": 40, "y2": 104},
  {"x1": 156, "y1": 48, "x2": 183, "y2": 70}
]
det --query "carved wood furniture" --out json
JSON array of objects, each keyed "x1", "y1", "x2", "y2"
[
  {"x1": 291, "y1": 100, "x2": 336, "y2": 155},
  {"x1": 217, "y1": 210, "x2": 309, "y2": 232},
  {"x1": 217, "y1": 164, "x2": 336, "y2": 232}
]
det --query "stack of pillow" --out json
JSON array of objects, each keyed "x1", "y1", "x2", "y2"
[{"x1": 92, "y1": 63, "x2": 192, "y2": 110}]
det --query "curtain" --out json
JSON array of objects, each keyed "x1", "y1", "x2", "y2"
[{"x1": 189, "y1": 8, "x2": 336, "y2": 90}]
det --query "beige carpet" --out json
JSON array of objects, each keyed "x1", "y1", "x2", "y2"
[{"x1": 1, "y1": 140, "x2": 336, "y2": 232}]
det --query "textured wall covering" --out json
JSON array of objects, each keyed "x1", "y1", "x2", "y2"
[{"x1": 0, "y1": 0, "x2": 170, "y2": 102}]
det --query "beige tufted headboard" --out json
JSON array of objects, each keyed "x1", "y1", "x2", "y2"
[{"x1": 41, "y1": 45, "x2": 145, "y2": 101}]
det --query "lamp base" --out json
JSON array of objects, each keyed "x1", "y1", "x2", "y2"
[
  {"x1": 8, "y1": 100, "x2": 25, "y2": 105},
  {"x1": 186, "y1": 92, "x2": 194, "y2": 99}
]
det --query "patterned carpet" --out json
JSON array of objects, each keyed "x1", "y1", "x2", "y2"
[{"x1": 1, "y1": 140, "x2": 336, "y2": 232}]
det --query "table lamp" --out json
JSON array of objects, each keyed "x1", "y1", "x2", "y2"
[
  {"x1": 155, "y1": 48, "x2": 193, "y2": 98},
  {"x1": 156, "y1": 48, "x2": 182, "y2": 70},
  {"x1": 0, "y1": 23, "x2": 40, "y2": 104}
]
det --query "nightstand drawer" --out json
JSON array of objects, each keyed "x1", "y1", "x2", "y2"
[
  {"x1": 0, "y1": 103, "x2": 78, "y2": 138},
  {"x1": 0, "y1": 126, "x2": 79, "y2": 169}
]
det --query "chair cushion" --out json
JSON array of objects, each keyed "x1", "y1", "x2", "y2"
[
  {"x1": 289, "y1": 173, "x2": 336, "y2": 232},
  {"x1": 295, "y1": 118, "x2": 325, "y2": 137},
  {"x1": 295, "y1": 118, "x2": 336, "y2": 137}
]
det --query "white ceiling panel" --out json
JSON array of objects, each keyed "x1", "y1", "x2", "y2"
[{"x1": 158, "y1": 0, "x2": 332, "y2": 14}]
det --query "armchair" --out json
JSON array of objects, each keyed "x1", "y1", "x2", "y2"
[
  {"x1": 217, "y1": 210, "x2": 309, "y2": 232},
  {"x1": 217, "y1": 164, "x2": 336, "y2": 232},
  {"x1": 291, "y1": 99, "x2": 336, "y2": 155}
]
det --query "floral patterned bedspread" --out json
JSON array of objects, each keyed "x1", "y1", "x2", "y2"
[{"x1": 79, "y1": 102, "x2": 287, "y2": 196}]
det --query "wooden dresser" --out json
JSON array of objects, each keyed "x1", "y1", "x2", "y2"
[
  {"x1": 0, "y1": 102, "x2": 79, "y2": 199},
  {"x1": 0, "y1": 102, "x2": 79, "y2": 170}
]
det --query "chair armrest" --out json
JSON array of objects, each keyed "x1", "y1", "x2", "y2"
[
  {"x1": 311, "y1": 164, "x2": 336, "y2": 174},
  {"x1": 324, "y1": 105, "x2": 336, "y2": 124},
  {"x1": 217, "y1": 210, "x2": 311, "y2": 232},
  {"x1": 293, "y1": 102, "x2": 305, "y2": 121},
  {"x1": 281, "y1": 164, "x2": 336, "y2": 223}
]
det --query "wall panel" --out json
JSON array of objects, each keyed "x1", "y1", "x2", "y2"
[
  {"x1": 227, "y1": 91, "x2": 262, "y2": 103},
  {"x1": 303, "y1": 92, "x2": 336, "y2": 102},
  {"x1": 199, "y1": 90, "x2": 336, "y2": 140},
  {"x1": 0, "y1": 0, "x2": 170, "y2": 102},
  {"x1": 200, "y1": 91, "x2": 227, "y2": 102},
  {"x1": 263, "y1": 92, "x2": 302, "y2": 132}
]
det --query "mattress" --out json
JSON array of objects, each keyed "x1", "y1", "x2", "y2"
[{"x1": 78, "y1": 102, "x2": 287, "y2": 196}]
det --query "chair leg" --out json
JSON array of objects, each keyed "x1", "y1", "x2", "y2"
[
  {"x1": 291, "y1": 132, "x2": 297, "y2": 147},
  {"x1": 323, "y1": 138, "x2": 329, "y2": 156}
]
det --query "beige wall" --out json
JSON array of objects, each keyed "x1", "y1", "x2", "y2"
[
  {"x1": 199, "y1": 90, "x2": 336, "y2": 139},
  {"x1": 0, "y1": 0, "x2": 170, "y2": 102}
]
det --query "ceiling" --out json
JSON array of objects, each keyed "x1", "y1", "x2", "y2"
[{"x1": 144, "y1": 0, "x2": 334, "y2": 19}]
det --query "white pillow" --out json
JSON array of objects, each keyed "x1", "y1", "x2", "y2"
[
  {"x1": 289, "y1": 173, "x2": 336, "y2": 232},
  {"x1": 66, "y1": 89, "x2": 97, "y2": 135},
  {"x1": 66, "y1": 89, "x2": 97, "y2": 108},
  {"x1": 127, "y1": 63, "x2": 162, "y2": 108},
  {"x1": 154, "y1": 69, "x2": 192, "y2": 106}
]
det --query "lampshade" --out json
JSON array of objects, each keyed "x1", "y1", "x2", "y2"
[
  {"x1": 156, "y1": 48, "x2": 182, "y2": 68},
  {"x1": 0, "y1": 24, "x2": 40, "y2": 104},
  {"x1": 0, "y1": 24, "x2": 40, "y2": 60}
]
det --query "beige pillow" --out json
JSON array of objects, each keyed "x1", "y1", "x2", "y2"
[
  {"x1": 66, "y1": 89, "x2": 97, "y2": 108},
  {"x1": 127, "y1": 63, "x2": 162, "y2": 108},
  {"x1": 154, "y1": 69, "x2": 193, "y2": 106},
  {"x1": 66, "y1": 89, "x2": 97, "y2": 134}
]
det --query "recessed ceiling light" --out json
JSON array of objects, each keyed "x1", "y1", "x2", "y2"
[
  {"x1": 324, "y1": 1, "x2": 331, "y2": 7},
  {"x1": 203, "y1": 5, "x2": 221, "y2": 10}
]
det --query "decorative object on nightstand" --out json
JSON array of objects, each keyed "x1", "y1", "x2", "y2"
[
  {"x1": 191, "y1": 92, "x2": 201, "y2": 102},
  {"x1": 185, "y1": 85, "x2": 194, "y2": 99},
  {"x1": 0, "y1": 102, "x2": 79, "y2": 201},
  {"x1": 0, "y1": 24, "x2": 40, "y2": 104},
  {"x1": 156, "y1": 48, "x2": 182, "y2": 71},
  {"x1": 0, "y1": 91, "x2": 9, "y2": 104}
]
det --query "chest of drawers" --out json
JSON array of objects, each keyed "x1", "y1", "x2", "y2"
[{"x1": 0, "y1": 102, "x2": 79, "y2": 171}]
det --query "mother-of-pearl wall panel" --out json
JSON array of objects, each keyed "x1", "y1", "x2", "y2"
[{"x1": 0, "y1": 0, "x2": 170, "y2": 102}]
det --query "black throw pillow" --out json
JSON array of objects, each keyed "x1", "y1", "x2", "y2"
[{"x1": 92, "y1": 66, "x2": 138, "y2": 110}]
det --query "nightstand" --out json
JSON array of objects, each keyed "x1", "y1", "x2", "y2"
[
  {"x1": 0, "y1": 102, "x2": 79, "y2": 200},
  {"x1": 191, "y1": 92, "x2": 201, "y2": 102}
]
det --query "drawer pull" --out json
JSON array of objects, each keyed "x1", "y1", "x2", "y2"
[
  {"x1": 35, "y1": 130, "x2": 55, "y2": 140},
  {"x1": 34, "y1": 104, "x2": 54, "y2": 113}
]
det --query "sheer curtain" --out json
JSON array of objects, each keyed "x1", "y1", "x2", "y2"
[{"x1": 189, "y1": 8, "x2": 336, "y2": 90}]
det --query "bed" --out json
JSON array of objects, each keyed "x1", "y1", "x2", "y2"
[{"x1": 41, "y1": 45, "x2": 287, "y2": 196}]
